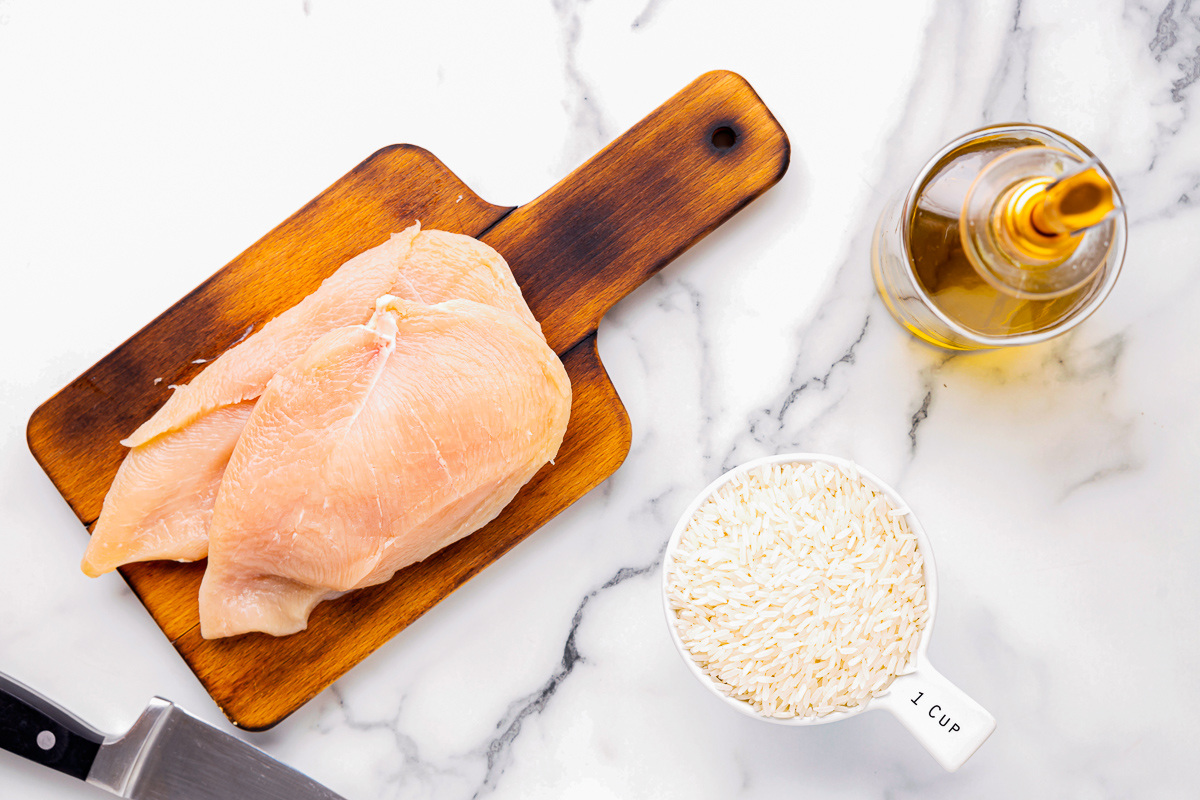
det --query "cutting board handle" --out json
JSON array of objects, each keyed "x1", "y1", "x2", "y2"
[{"x1": 483, "y1": 70, "x2": 790, "y2": 355}]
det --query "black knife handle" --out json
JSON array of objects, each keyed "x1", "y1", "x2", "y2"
[{"x1": 0, "y1": 671, "x2": 105, "y2": 781}]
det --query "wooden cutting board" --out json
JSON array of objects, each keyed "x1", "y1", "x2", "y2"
[{"x1": 27, "y1": 70, "x2": 789, "y2": 730}]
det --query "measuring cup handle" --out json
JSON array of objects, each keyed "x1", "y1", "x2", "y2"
[{"x1": 875, "y1": 663, "x2": 995, "y2": 771}]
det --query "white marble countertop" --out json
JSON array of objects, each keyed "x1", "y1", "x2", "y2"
[{"x1": 2, "y1": 1, "x2": 1198, "y2": 797}]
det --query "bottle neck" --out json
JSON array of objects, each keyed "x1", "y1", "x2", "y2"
[
  {"x1": 960, "y1": 148, "x2": 1118, "y2": 300},
  {"x1": 994, "y1": 177, "x2": 1083, "y2": 268}
]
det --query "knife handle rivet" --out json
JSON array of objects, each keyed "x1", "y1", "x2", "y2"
[{"x1": 36, "y1": 730, "x2": 56, "y2": 750}]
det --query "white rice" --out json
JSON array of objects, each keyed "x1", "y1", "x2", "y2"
[{"x1": 667, "y1": 461, "x2": 928, "y2": 719}]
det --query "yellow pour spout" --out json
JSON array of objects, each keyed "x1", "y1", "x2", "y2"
[
  {"x1": 998, "y1": 166, "x2": 1116, "y2": 264},
  {"x1": 1030, "y1": 167, "x2": 1115, "y2": 235}
]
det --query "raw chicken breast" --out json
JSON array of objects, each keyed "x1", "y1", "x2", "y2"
[
  {"x1": 80, "y1": 225, "x2": 420, "y2": 577},
  {"x1": 83, "y1": 226, "x2": 538, "y2": 576},
  {"x1": 81, "y1": 402, "x2": 255, "y2": 577},
  {"x1": 396, "y1": 229, "x2": 541, "y2": 337},
  {"x1": 198, "y1": 296, "x2": 571, "y2": 638},
  {"x1": 125, "y1": 224, "x2": 422, "y2": 449}
]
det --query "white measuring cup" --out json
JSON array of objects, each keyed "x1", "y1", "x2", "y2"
[{"x1": 661, "y1": 453, "x2": 995, "y2": 771}]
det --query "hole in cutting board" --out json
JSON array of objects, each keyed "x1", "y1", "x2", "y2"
[{"x1": 711, "y1": 126, "x2": 737, "y2": 151}]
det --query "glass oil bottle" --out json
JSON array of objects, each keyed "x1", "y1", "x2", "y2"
[{"x1": 871, "y1": 125, "x2": 1127, "y2": 350}]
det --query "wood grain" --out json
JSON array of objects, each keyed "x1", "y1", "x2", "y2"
[
  {"x1": 26, "y1": 70, "x2": 789, "y2": 729},
  {"x1": 486, "y1": 70, "x2": 790, "y2": 355}
]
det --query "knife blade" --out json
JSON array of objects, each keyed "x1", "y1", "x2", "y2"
[{"x1": 0, "y1": 671, "x2": 346, "y2": 800}]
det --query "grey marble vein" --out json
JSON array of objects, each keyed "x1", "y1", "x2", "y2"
[
  {"x1": 908, "y1": 390, "x2": 932, "y2": 453},
  {"x1": 550, "y1": 0, "x2": 611, "y2": 173},
  {"x1": 321, "y1": 686, "x2": 459, "y2": 795},
  {"x1": 1150, "y1": 0, "x2": 1181, "y2": 59},
  {"x1": 981, "y1": 0, "x2": 1031, "y2": 123},
  {"x1": 631, "y1": 0, "x2": 668, "y2": 30},
  {"x1": 470, "y1": 558, "x2": 661, "y2": 798},
  {"x1": 671, "y1": 278, "x2": 719, "y2": 462}
]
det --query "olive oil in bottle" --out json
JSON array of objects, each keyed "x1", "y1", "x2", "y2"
[{"x1": 872, "y1": 125, "x2": 1126, "y2": 350}]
